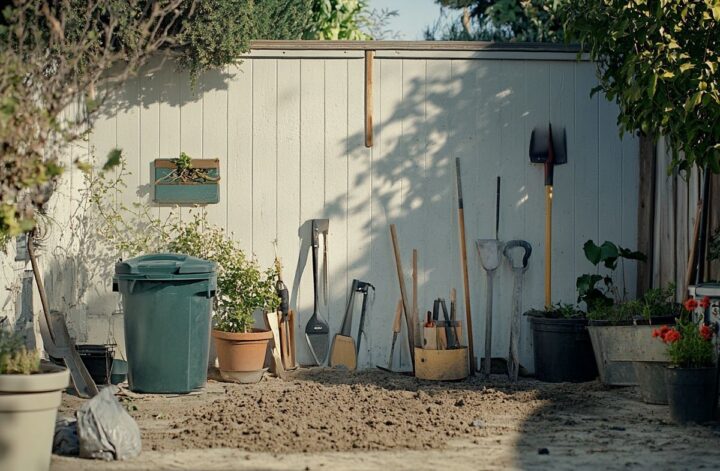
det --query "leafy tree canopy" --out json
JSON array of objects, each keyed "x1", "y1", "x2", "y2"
[
  {"x1": 562, "y1": 0, "x2": 720, "y2": 172},
  {"x1": 426, "y1": 0, "x2": 564, "y2": 42}
]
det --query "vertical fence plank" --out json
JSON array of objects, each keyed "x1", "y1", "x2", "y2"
[{"x1": 202, "y1": 69, "x2": 229, "y2": 229}]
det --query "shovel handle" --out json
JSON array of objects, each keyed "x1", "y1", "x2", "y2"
[{"x1": 392, "y1": 300, "x2": 403, "y2": 334}]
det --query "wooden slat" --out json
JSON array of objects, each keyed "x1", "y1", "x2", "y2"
[
  {"x1": 250, "y1": 40, "x2": 583, "y2": 53},
  {"x1": 364, "y1": 51, "x2": 374, "y2": 148}
]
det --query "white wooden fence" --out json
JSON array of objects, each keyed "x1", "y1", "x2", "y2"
[{"x1": 0, "y1": 42, "x2": 639, "y2": 372}]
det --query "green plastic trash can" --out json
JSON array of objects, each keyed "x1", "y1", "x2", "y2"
[{"x1": 113, "y1": 253, "x2": 217, "y2": 393}]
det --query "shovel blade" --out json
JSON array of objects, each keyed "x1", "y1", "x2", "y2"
[
  {"x1": 305, "y1": 312, "x2": 329, "y2": 366},
  {"x1": 476, "y1": 240, "x2": 503, "y2": 271}
]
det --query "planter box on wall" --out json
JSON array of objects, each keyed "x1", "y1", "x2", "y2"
[{"x1": 153, "y1": 159, "x2": 220, "y2": 204}]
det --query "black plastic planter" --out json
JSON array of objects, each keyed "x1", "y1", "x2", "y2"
[
  {"x1": 530, "y1": 317, "x2": 598, "y2": 383},
  {"x1": 665, "y1": 366, "x2": 718, "y2": 424}
]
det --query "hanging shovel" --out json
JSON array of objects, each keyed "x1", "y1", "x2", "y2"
[
  {"x1": 503, "y1": 240, "x2": 532, "y2": 382},
  {"x1": 529, "y1": 124, "x2": 567, "y2": 307}
]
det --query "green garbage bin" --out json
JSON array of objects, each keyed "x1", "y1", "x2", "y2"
[{"x1": 113, "y1": 253, "x2": 217, "y2": 393}]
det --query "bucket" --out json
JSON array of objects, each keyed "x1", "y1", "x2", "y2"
[
  {"x1": 665, "y1": 366, "x2": 718, "y2": 424},
  {"x1": 530, "y1": 317, "x2": 598, "y2": 382},
  {"x1": 634, "y1": 361, "x2": 669, "y2": 404},
  {"x1": 76, "y1": 344, "x2": 114, "y2": 386}
]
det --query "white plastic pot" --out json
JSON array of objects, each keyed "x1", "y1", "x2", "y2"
[{"x1": 0, "y1": 362, "x2": 69, "y2": 471}]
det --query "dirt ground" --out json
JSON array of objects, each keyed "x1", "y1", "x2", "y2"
[{"x1": 52, "y1": 367, "x2": 720, "y2": 470}]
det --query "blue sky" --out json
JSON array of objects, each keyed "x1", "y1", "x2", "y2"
[{"x1": 368, "y1": 0, "x2": 444, "y2": 40}]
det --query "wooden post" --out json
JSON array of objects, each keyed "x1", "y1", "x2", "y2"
[
  {"x1": 637, "y1": 134, "x2": 656, "y2": 296},
  {"x1": 364, "y1": 50, "x2": 374, "y2": 148},
  {"x1": 389, "y1": 224, "x2": 415, "y2": 369}
]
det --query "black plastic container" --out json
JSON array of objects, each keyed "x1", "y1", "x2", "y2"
[
  {"x1": 665, "y1": 366, "x2": 718, "y2": 424},
  {"x1": 76, "y1": 344, "x2": 115, "y2": 386},
  {"x1": 530, "y1": 317, "x2": 598, "y2": 382}
]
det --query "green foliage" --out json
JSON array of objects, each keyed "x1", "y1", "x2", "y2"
[
  {"x1": 168, "y1": 215, "x2": 279, "y2": 332},
  {"x1": 562, "y1": 0, "x2": 720, "y2": 172},
  {"x1": 525, "y1": 302, "x2": 584, "y2": 319},
  {"x1": 710, "y1": 227, "x2": 720, "y2": 264},
  {"x1": 87, "y1": 158, "x2": 278, "y2": 333},
  {"x1": 576, "y1": 239, "x2": 647, "y2": 311},
  {"x1": 304, "y1": 0, "x2": 372, "y2": 39},
  {"x1": 0, "y1": 330, "x2": 40, "y2": 375},
  {"x1": 586, "y1": 285, "x2": 680, "y2": 323},
  {"x1": 427, "y1": 0, "x2": 564, "y2": 42},
  {"x1": 666, "y1": 320, "x2": 715, "y2": 368}
]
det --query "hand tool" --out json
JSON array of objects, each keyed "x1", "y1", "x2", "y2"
[
  {"x1": 503, "y1": 240, "x2": 532, "y2": 382},
  {"x1": 455, "y1": 158, "x2": 476, "y2": 374},
  {"x1": 529, "y1": 124, "x2": 567, "y2": 306},
  {"x1": 304, "y1": 219, "x2": 330, "y2": 366},
  {"x1": 389, "y1": 224, "x2": 415, "y2": 369},
  {"x1": 28, "y1": 233, "x2": 98, "y2": 398},
  {"x1": 264, "y1": 311, "x2": 286, "y2": 379},
  {"x1": 274, "y1": 252, "x2": 293, "y2": 369},
  {"x1": 424, "y1": 310, "x2": 434, "y2": 327},
  {"x1": 439, "y1": 298, "x2": 457, "y2": 349},
  {"x1": 288, "y1": 309, "x2": 297, "y2": 368},
  {"x1": 377, "y1": 300, "x2": 403, "y2": 372},
  {"x1": 412, "y1": 249, "x2": 420, "y2": 347},
  {"x1": 330, "y1": 280, "x2": 359, "y2": 370},
  {"x1": 450, "y1": 288, "x2": 461, "y2": 347},
  {"x1": 354, "y1": 280, "x2": 375, "y2": 358},
  {"x1": 476, "y1": 176, "x2": 503, "y2": 379}
]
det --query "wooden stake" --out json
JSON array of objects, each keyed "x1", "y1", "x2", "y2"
[
  {"x1": 364, "y1": 50, "x2": 374, "y2": 148},
  {"x1": 389, "y1": 224, "x2": 415, "y2": 369},
  {"x1": 412, "y1": 249, "x2": 420, "y2": 347}
]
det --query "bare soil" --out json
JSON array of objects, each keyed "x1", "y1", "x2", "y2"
[{"x1": 53, "y1": 367, "x2": 720, "y2": 470}]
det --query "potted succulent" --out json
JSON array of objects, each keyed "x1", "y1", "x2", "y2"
[
  {"x1": 653, "y1": 311, "x2": 717, "y2": 424},
  {"x1": 0, "y1": 330, "x2": 69, "y2": 471},
  {"x1": 167, "y1": 216, "x2": 279, "y2": 382},
  {"x1": 154, "y1": 151, "x2": 220, "y2": 204},
  {"x1": 525, "y1": 303, "x2": 598, "y2": 382},
  {"x1": 577, "y1": 240, "x2": 681, "y2": 385}
]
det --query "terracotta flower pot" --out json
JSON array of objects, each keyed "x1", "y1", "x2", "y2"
[
  {"x1": 212, "y1": 329, "x2": 272, "y2": 373},
  {"x1": 0, "y1": 362, "x2": 69, "y2": 471}
]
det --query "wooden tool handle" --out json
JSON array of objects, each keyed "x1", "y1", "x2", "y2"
[
  {"x1": 392, "y1": 300, "x2": 403, "y2": 333},
  {"x1": 412, "y1": 249, "x2": 419, "y2": 347},
  {"x1": 544, "y1": 185, "x2": 552, "y2": 307},
  {"x1": 389, "y1": 224, "x2": 415, "y2": 366}
]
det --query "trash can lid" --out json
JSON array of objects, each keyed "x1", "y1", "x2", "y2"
[{"x1": 115, "y1": 253, "x2": 217, "y2": 276}]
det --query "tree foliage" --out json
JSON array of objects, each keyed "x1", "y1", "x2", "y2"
[
  {"x1": 562, "y1": 0, "x2": 720, "y2": 173},
  {"x1": 427, "y1": 0, "x2": 564, "y2": 42}
]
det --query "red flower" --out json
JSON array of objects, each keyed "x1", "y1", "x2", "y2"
[
  {"x1": 699, "y1": 296, "x2": 711, "y2": 309},
  {"x1": 663, "y1": 329, "x2": 681, "y2": 343},
  {"x1": 700, "y1": 324, "x2": 714, "y2": 341},
  {"x1": 652, "y1": 325, "x2": 671, "y2": 340},
  {"x1": 684, "y1": 298, "x2": 699, "y2": 311}
]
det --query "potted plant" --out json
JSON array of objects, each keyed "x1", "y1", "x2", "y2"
[
  {"x1": 154, "y1": 151, "x2": 220, "y2": 204},
  {"x1": 653, "y1": 310, "x2": 717, "y2": 424},
  {"x1": 167, "y1": 216, "x2": 279, "y2": 382},
  {"x1": 525, "y1": 303, "x2": 598, "y2": 382},
  {"x1": 0, "y1": 330, "x2": 69, "y2": 471},
  {"x1": 577, "y1": 240, "x2": 680, "y2": 385}
]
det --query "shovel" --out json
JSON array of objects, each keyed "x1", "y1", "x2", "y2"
[
  {"x1": 503, "y1": 240, "x2": 532, "y2": 382},
  {"x1": 28, "y1": 235, "x2": 98, "y2": 398},
  {"x1": 330, "y1": 280, "x2": 359, "y2": 370},
  {"x1": 476, "y1": 176, "x2": 503, "y2": 378},
  {"x1": 530, "y1": 124, "x2": 567, "y2": 307},
  {"x1": 305, "y1": 219, "x2": 330, "y2": 366}
]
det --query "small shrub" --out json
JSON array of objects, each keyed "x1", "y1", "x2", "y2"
[{"x1": 0, "y1": 330, "x2": 40, "y2": 375}]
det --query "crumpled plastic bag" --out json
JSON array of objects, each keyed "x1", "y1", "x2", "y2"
[
  {"x1": 53, "y1": 416, "x2": 79, "y2": 456},
  {"x1": 77, "y1": 385, "x2": 142, "y2": 461}
]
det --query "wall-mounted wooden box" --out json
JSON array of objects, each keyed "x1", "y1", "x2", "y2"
[
  {"x1": 153, "y1": 159, "x2": 220, "y2": 204},
  {"x1": 415, "y1": 347, "x2": 469, "y2": 381}
]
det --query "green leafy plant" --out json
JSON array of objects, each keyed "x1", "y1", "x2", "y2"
[
  {"x1": 576, "y1": 240, "x2": 646, "y2": 311},
  {"x1": 653, "y1": 319, "x2": 715, "y2": 368},
  {"x1": 586, "y1": 285, "x2": 681, "y2": 323},
  {"x1": 87, "y1": 158, "x2": 278, "y2": 333},
  {"x1": 167, "y1": 215, "x2": 279, "y2": 332},
  {"x1": 156, "y1": 152, "x2": 220, "y2": 185},
  {"x1": 562, "y1": 0, "x2": 720, "y2": 172},
  {"x1": 525, "y1": 302, "x2": 584, "y2": 319},
  {"x1": 304, "y1": 0, "x2": 372, "y2": 39},
  {"x1": 0, "y1": 330, "x2": 40, "y2": 375},
  {"x1": 710, "y1": 227, "x2": 720, "y2": 265}
]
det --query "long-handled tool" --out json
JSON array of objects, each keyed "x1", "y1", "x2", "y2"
[
  {"x1": 305, "y1": 219, "x2": 330, "y2": 366},
  {"x1": 503, "y1": 240, "x2": 532, "y2": 382},
  {"x1": 264, "y1": 311, "x2": 286, "y2": 379},
  {"x1": 330, "y1": 280, "x2": 360, "y2": 370},
  {"x1": 530, "y1": 124, "x2": 567, "y2": 307},
  {"x1": 377, "y1": 300, "x2": 403, "y2": 372},
  {"x1": 389, "y1": 224, "x2": 415, "y2": 370},
  {"x1": 354, "y1": 280, "x2": 375, "y2": 358},
  {"x1": 274, "y1": 252, "x2": 294, "y2": 370},
  {"x1": 476, "y1": 176, "x2": 503, "y2": 379},
  {"x1": 455, "y1": 158, "x2": 476, "y2": 374},
  {"x1": 28, "y1": 233, "x2": 98, "y2": 398},
  {"x1": 436, "y1": 298, "x2": 457, "y2": 349}
]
